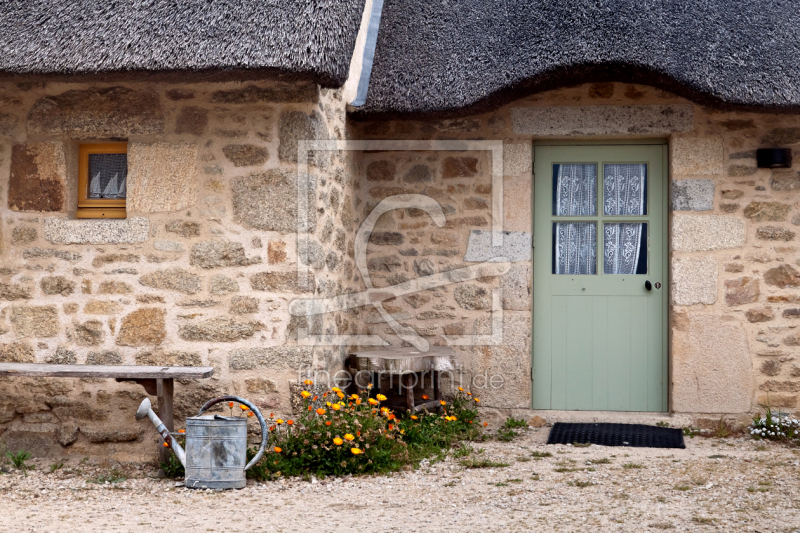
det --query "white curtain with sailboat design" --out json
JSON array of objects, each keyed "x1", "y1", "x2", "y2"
[{"x1": 88, "y1": 153, "x2": 127, "y2": 199}]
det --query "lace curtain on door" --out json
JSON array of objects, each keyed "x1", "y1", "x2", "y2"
[
  {"x1": 603, "y1": 164, "x2": 645, "y2": 274},
  {"x1": 554, "y1": 163, "x2": 646, "y2": 275},
  {"x1": 554, "y1": 164, "x2": 597, "y2": 274}
]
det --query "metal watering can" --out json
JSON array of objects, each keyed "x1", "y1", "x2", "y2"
[{"x1": 136, "y1": 395, "x2": 267, "y2": 489}]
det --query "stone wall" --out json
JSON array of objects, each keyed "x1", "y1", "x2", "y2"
[
  {"x1": 0, "y1": 79, "x2": 348, "y2": 459},
  {"x1": 4, "y1": 77, "x2": 800, "y2": 459},
  {"x1": 348, "y1": 82, "x2": 800, "y2": 424},
  {"x1": 342, "y1": 140, "x2": 530, "y2": 408}
]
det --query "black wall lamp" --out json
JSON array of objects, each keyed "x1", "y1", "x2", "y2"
[{"x1": 757, "y1": 148, "x2": 792, "y2": 168}]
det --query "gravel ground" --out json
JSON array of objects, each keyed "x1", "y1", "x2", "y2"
[{"x1": 3, "y1": 429, "x2": 800, "y2": 532}]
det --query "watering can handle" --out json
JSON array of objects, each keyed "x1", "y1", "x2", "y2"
[{"x1": 197, "y1": 396, "x2": 268, "y2": 471}]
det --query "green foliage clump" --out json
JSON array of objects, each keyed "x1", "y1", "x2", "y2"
[
  {"x1": 246, "y1": 385, "x2": 483, "y2": 480},
  {"x1": 496, "y1": 416, "x2": 529, "y2": 441},
  {"x1": 160, "y1": 433, "x2": 186, "y2": 479},
  {"x1": 160, "y1": 452, "x2": 185, "y2": 479},
  {"x1": 750, "y1": 406, "x2": 800, "y2": 441},
  {"x1": 90, "y1": 467, "x2": 127, "y2": 484},
  {"x1": 7, "y1": 450, "x2": 32, "y2": 476},
  {"x1": 460, "y1": 458, "x2": 510, "y2": 469},
  {"x1": 502, "y1": 417, "x2": 528, "y2": 430},
  {"x1": 683, "y1": 427, "x2": 700, "y2": 438}
]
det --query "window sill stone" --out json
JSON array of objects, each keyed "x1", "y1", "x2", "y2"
[{"x1": 44, "y1": 217, "x2": 149, "y2": 245}]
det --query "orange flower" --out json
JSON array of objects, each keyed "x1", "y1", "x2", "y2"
[
  {"x1": 388, "y1": 424, "x2": 394, "y2": 430},
  {"x1": 344, "y1": 434, "x2": 355, "y2": 441},
  {"x1": 301, "y1": 391, "x2": 312, "y2": 399},
  {"x1": 333, "y1": 437, "x2": 344, "y2": 445},
  {"x1": 356, "y1": 398, "x2": 362, "y2": 405},
  {"x1": 332, "y1": 404, "x2": 341, "y2": 411},
  {"x1": 483, "y1": 422, "x2": 488, "y2": 427},
  {"x1": 274, "y1": 447, "x2": 282, "y2": 453},
  {"x1": 440, "y1": 401, "x2": 446, "y2": 406},
  {"x1": 287, "y1": 420, "x2": 294, "y2": 425},
  {"x1": 469, "y1": 420, "x2": 473, "y2": 424},
  {"x1": 326, "y1": 421, "x2": 332, "y2": 426},
  {"x1": 308, "y1": 406, "x2": 313, "y2": 411},
  {"x1": 422, "y1": 394, "x2": 429, "y2": 400},
  {"x1": 178, "y1": 429, "x2": 186, "y2": 433},
  {"x1": 270, "y1": 413, "x2": 274, "y2": 418},
  {"x1": 467, "y1": 392, "x2": 472, "y2": 396},
  {"x1": 313, "y1": 396, "x2": 318, "y2": 401},
  {"x1": 336, "y1": 391, "x2": 345, "y2": 399},
  {"x1": 376, "y1": 394, "x2": 387, "y2": 401},
  {"x1": 248, "y1": 412, "x2": 254, "y2": 417},
  {"x1": 303, "y1": 379, "x2": 313, "y2": 386},
  {"x1": 458, "y1": 387, "x2": 464, "y2": 392},
  {"x1": 350, "y1": 448, "x2": 362, "y2": 455},
  {"x1": 410, "y1": 415, "x2": 418, "y2": 420},
  {"x1": 163, "y1": 442, "x2": 169, "y2": 447},
  {"x1": 323, "y1": 392, "x2": 328, "y2": 398},
  {"x1": 316, "y1": 408, "x2": 326, "y2": 415},
  {"x1": 349, "y1": 394, "x2": 359, "y2": 400},
  {"x1": 368, "y1": 398, "x2": 379, "y2": 406},
  {"x1": 388, "y1": 414, "x2": 396, "y2": 420},
  {"x1": 276, "y1": 419, "x2": 284, "y2": 424},
  {"x1": 474, "y1": 398, "x2": 480, "y2": 403},
  {"x1": 270, "y1": 425, "x2": 276, "y2": 431},
  {"x1": 331, "y1": 387, "x2": 341, "y2": 393},
  {"x1": 228, "y1": 402, "x2": 234, "y2": 408},
  {"x1": 240, "y1": 405, "x2": 249, "y2": 411},
  {"x1": 357, "y1": 431, "x2": 361, "y2": 437}
]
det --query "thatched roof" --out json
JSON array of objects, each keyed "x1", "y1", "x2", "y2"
[
  {"x1": 0, "y1": 0, "x2": 365, "y2": 86},
  {"x1": 357, "y1": 0, "x2": 800, "y2": 117}
]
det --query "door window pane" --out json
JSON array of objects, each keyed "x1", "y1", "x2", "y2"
[
  {"x1": 603, "y1": 223, "x2": 647, "y2": 274},
  {"x1": 553, "y1": 222, "x2": 597, "y2": 274},
  {"x1": 603, "y1": 163, "x2": 646, "y2": 216},
  {"x1": 553, "y1": 163, "x2": 597, "y2": 216}
]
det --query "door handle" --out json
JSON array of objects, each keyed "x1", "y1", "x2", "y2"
[{"x1": 645, "y1": 280, "x2": 652, "y2": 291}]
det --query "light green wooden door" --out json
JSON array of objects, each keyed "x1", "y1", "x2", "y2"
[{"x1": 532, "y1": 144, "x2": 668, "y2": 412}]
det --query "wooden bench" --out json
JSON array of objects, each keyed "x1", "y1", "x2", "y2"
[
  {"x1": 0, "y1": 363, "x2": 214, "y2": 469},
  {"x1": 349, "y1": 346, "x2": 456, "y2": 412}
]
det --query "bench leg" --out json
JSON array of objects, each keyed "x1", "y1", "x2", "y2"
[
  {"x1": 370, "y1": 372, "x2": 380, "y2": 396},
  {"x1": 157, "y1": 378, "x2": 174, "y2": 476},
  {"x1": 433, "y1": 370, "x2": 442, "y2": 409},
  {"x1": 403, "y1": 373, "x2": 414, "y2": 412}
]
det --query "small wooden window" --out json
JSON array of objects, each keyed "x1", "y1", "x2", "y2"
[{"x1": 77, "y1": 143, "x2": 128, "y2": 219}]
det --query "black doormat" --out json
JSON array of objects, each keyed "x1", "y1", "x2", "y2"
[{"x1": 547, "y1": 422, "x2": 685, "y2": 449}]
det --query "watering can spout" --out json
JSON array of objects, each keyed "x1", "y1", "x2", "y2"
[{"x1": 135, "y1": 398, "x2": 186, "y2": 467}]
